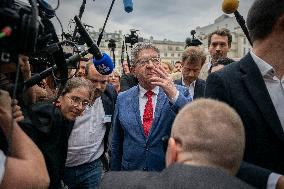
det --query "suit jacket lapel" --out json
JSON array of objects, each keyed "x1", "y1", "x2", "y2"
[
  {"x1": 101, "y1": 93, "x2": 111, "y2": 115},
  {"x1": 240, "y1": 54, "x2": 284, "y2": 143},
  {"x1": 148, "y1": 88, "x2": 167, "y2": 138},
  {"x1": 194, "y1": 79, "x2": 201, "y2": 99},
  {"x1": 130, "y1": 86, "x2": 145, "y2": 138}
]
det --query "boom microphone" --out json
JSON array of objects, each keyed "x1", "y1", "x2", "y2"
[
  {"x1": 221, "y1": 0, "x2": 252, "y2": 46},
  {"x1": 74, "y1": 15, "x2": 114, "y2": 75},
  {"x1": 123, "y1": 0, "x2": 133, "y2": 13},
  {"x1": 222, "y1": 0, "x2": 239, "y2": 14}
]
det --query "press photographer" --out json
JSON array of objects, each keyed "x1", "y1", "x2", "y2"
[{"x1": 120, "y1": 29, "x2": 140, "y2": 91}]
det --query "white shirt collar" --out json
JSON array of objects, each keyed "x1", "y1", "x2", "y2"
[
  {"x1": 250, "y1": 50, "x2": 275, "y2": 77},
  {"x1": 181, "y1": 76, "x2": 196, "y2": 88},
  {"x1": 138, "y1": 85, "x2": 159, "y2": 98}
]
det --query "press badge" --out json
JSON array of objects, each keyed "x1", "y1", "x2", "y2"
[{"x1": 103, "y1": 115, "x2": 112, "y2": 123}]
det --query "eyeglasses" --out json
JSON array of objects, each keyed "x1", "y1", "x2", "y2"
[
  {"x1": 136, "y1": 57, "x2": 161, "y2": 65},
  {"x1": 66, "y1": 96, "x2": 90, "y2": 108}
]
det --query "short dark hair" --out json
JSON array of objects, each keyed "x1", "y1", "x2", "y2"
[
  {"x1": 208, "y1": 28, "x2": 232, "y2": 47},
  {"x1": 247, "y1": 0, "x2": 284, "y2": 42}
]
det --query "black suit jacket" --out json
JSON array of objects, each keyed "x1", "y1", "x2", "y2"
[
  {"x1": 205, "y1": 53, "x2": 284, "y2": 188},
  {"x1": 98, "y1": 164, "x2": 255, "y2": 189},
  {"x1": 101, "y1": 84, "x2": 117, "y2": 169},
  {"x1": 120, "y1": 73, "x2": 139, "y2": 92},
  {"x1": 174, "y1": 78, "x2": 206, "y2": 99}
]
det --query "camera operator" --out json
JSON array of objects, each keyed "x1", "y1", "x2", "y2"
[
  {"x1": 0, "y1": 90, "x2": 50, "y2": 189},
  {"x1": 0, "y1": 55, "x2": 37, "y2": 107},
  {"x1": 120, "y1": 30, "x2": 140, "y2": 92}
]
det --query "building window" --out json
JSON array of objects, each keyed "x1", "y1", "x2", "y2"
[
  {"x1": 168, "y1": 46, "x2": 173, "y2": 51},
  {"x1": 164, "y1": 52, "x2": 167, "y2": 57},
  {"x1": 171, "y1": 53, "x2": 174, "y2": 57},
  {"x1": 243, "y1": 38, "x2": 246, "y2": 45}
]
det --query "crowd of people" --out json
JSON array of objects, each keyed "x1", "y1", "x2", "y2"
[{"x1": 0, "y1": 0, "x2": 284, "y2": 188}]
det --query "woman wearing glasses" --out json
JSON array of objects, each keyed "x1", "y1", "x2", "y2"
[{"x1": 20, "y1": 77, "x2": 94, "y2": 189}]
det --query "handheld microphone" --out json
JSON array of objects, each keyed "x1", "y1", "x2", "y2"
[
  {"x1": 74, "y1": 15, "x2": 114, "y2": 75},
  {"x1": 123, "y1": 0, "x2": 133, "y2": 13},
  {"x1": 221, "y1": 0, "x2": 252, "y2": 46},
  {"x1": 92, "y1": 53, "x2": 114, "y2": 75},
  {"x1": 222, "y1": 0, "x2": 239, "y2": 14}
]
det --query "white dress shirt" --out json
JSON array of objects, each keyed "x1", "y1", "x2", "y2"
[
  {"x1": 138, "y1": 85, "x2": 179, "y2": 123},
  {"x1": 138, "y1": 86, "x2": 159, "y2": 122},
  {"x1": 251, "y1": 50, "x2": 284, "y2": 189}
]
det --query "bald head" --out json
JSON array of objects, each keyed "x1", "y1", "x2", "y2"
[
  {"x1": 169, "y1": 99, "x2": 245, "y2": 175},
  {"x1": 85, "y1": 63, "x2": 109, "y2": 98}
]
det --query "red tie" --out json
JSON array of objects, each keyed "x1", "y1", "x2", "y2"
[{"x1": 143, "y1": 90, "x2": 154, "y2": 137}]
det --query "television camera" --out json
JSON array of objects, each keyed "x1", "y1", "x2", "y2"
[
  {"x1": 125, "y1": 29, "x2": 139, "y2": 47},
  {"x1": 185, "y1": 30, "x2": 203, "y2": 48}
]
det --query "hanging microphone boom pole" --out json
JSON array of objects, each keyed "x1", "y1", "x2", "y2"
[
  {"x1": 121, "y1": 41, "x2": 125, "y2": 75},
  {"x1": 96, "y1": 0, "x2": 116, "y2": 46},
  {"x1": 233, "y1": 11, "x2": 252, "y2": 46},
  {"x1": 222, "y1": 0, "x2": 252, "y2": 46},
  {"x1": 72, "y1": 0, "x2": 87, "y2": 41},
  {"x1": 125, "y1": 44, "x2": 131, "y2": 69}
]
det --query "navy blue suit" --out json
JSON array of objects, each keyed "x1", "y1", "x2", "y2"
[
  {"x1": 174, "y1": 79, "x2": 206, "y2": 99},
  {"x1": 111, "y1": 85, "x2": 190, "y2": 171},
  {"x1": 205, "y1": 53, "x2": 284, "y2": 188}
]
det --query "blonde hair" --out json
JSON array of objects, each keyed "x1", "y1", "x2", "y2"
[
  {"x1": 182, "y1": 46, "x2": 206, "y2": 66},
  {"x1": 162, "y1": 62, "x2": 174, "y2": 72},
  {"x1": 172, "y1": 98, "x2": 245, "y2": 175}
]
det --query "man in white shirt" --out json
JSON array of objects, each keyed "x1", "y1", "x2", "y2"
[
  {"x1": 64, "y1": 64, "x2": 117, "y2": 189},
  {"x1": 174, "y1": 46, "x2": 206, "y2": 99},
  {"x1": 111, "y1": 42, "x2": 191, "y2": 172}
]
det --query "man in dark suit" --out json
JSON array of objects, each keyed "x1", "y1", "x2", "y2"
[
  {"x1": 199, "y1": 28, "x2": 232, "y2": 80},
  {"x1": 99, "y1": 99, "x2": 254, "y2": 189},
  {"x1": 111, "y1": 42, "x2": 190, "y2": 172},
  {"x1": 64, "y1": 64, "x2": 117, "y2": 189},
  {"x1": 205, "y1": 0, "x2": 284, "y2": 188},
  {"x1": 174, "y1": 46, "x2": 206, "y2": 99}
]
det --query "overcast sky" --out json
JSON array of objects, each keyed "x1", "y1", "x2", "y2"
[{"x1": 48, "y1": 0, "x2": 255, "y2": 42}]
